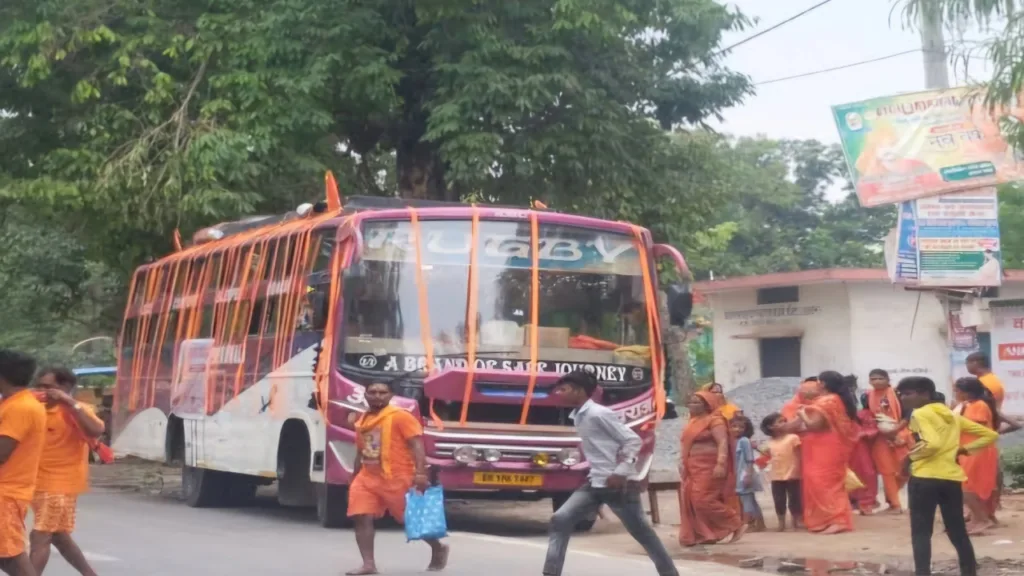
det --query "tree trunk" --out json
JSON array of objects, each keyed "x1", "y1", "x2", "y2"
[{"x1": 396, "y1": 138, "x2": 449, "y2": 200}]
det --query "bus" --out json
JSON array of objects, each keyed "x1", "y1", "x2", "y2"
[{"x1": 111, "y1": 194, "x2": 693, "y2": 529}]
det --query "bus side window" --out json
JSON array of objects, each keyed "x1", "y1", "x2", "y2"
[
  {"x1": 313, "y1": 230, "x2": 336, "y2": 273},
  {"x1": 248, "y1": 300, "x2": 266, "y2": 336},
  {"x1": 121, "y1": 318, "x2": 138, "y2": 350},
  {"x1": 199, "y1": 304, "x2": 215, "y2": 338}
]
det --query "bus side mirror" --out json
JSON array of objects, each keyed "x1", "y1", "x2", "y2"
[{"x1": 666, "y1": 284, "x2": 693, "y2": 327}]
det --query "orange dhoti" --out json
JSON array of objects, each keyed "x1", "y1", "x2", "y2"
[
  {"x1": 870, "y1": 438, "x2": 908, "y2": 511},
  {"x1": 678, "y1": 452, "x2": 743, "y2": 546},
  {"x1": 0, "y1": 496, "x2": 29, "y2": 558},
  {"x1": 347, "y1": 472, "x2": 413, "y2": 522},
  {"x1": 31, "y1": 492, "x2": 79, "y2": 534}
]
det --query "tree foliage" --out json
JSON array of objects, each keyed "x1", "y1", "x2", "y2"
[
  {"x1": 0, "y1": 0, "x2": 754, "y2": 360},
  {"x1": 689, "y1": 137, "x2": 897, "y2": 279}
]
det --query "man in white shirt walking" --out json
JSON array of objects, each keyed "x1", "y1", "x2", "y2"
[{"x1": 542, "y1": 370, "x2": 678, "y2": 576}]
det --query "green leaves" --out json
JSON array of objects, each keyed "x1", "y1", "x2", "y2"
[
  {"x1": 688, "y1": 136, "x2": 897, "y2": 279},
  {"x1": 0, "y1": 0, "x2": 754, "y2": 357}
]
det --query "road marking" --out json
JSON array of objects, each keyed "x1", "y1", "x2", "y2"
[
  {"x1": 450, "y1": 532, "x2": 754, "y2": 575},
  {"x1": 82, "y1": 551, "x2": 121, "y2": 562}
]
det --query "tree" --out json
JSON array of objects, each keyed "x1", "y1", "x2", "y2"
[
  {"x1": 690, "y1": 136, "x2": 897, "y2": 279},
  {"x1": 0, "y1": 0, "x2": 754, "y2": 358}
]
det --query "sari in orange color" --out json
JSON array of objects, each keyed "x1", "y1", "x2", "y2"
[
  {"x1": 801, "y1": 394, "x2": 856, "y2": 533},
  {"x1": 867, "y1": 387, "x2": 910, "y2": 511},
  {"x1": 678, "y1": 391, "x2": 743, "y2": 547},
  {"x1": 960, "y1": 400, "x2": 999, "y2": 516}
]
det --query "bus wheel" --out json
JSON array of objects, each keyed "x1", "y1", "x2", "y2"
[
  {"x1": 182, "y1": 466, "x2": 226, "y2": 508},
  {"x1": 316, "y1": 483, "x2": 350, "y2": 528},
  {"x1": 551, "y1": 494, "x2": 598, "y2": 532}
]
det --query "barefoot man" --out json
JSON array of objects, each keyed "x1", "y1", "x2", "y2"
[
  {"x1": 0, "y1": 350, "x2": 47, "y2": 576},
  {"x1": 346, "y1": 381, "x2": 448, "y2": 575},
  {"x1": 30, "y1": 368, "x2": 105, "y2": 576}
]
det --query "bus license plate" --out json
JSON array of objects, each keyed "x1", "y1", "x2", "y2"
[{"x1": 472, "y1": 472, "x2": 543, "y2": 487}]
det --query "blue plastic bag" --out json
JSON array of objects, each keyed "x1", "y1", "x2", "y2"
[{"x1": 404, "y1": 486, "x2": 447, "y2": 541}]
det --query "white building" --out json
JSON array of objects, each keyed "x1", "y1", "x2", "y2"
[{"x1": 694, "y1": 268, "x2": 1024, "y2": 397}]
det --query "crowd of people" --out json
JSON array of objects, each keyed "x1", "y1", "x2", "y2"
[
  {"x1": 677, "y1": 352, "x2": 1018, "y2": 576},
  {"x1": 0, "y1": 349, "x2": 106, "y2": 576},
  {"x1": 2, "y1": 341, "x2": 1019, "y2": 576}
]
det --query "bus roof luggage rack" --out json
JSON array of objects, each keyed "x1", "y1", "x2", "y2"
[{"x1": 342, "y1": 195, "x2": 553, "y2": 214}]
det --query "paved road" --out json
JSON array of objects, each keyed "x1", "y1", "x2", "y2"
[{"x1": 41, "y1": 491, "x2": 755, "y2": 576}]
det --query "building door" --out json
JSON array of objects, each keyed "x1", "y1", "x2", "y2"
[{"x1": 759, "y1": 337, "x2": 802, "y2": 378}]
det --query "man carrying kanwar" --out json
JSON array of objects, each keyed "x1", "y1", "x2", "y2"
[
  {"x1": 345, "y1": 380, "x2": 448, "y2": 575},
  {"x1": 29, "y1": 368, "x2": 105, "y2": 576},
  {"x1": 0, "y1": 349, "x2": 47, "y2": 576}
]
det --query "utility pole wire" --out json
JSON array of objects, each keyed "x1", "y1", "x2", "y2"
[
  {"x1": 754, "y1": 49, "x2": 921, "y2": 85},
  {"x1": 715, "y1": 0, "x2": 840, "y2": 56},
  {"x1": 753, "y1": 48, "x2": 986, "y2": 86}
]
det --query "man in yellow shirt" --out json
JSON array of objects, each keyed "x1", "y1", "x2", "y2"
[
  {"x1": 897, "y1": 376, "x2": 998, "y2": 576},
  {"x1": 966, "y1": 352, "x2": 1005, "y2": 409},
  {"x1": 0, "y1": 349, "x2": 47, "y2": 576},
  {"x1": 30, "y1": 368, "x2": 104, "y2": 576}
]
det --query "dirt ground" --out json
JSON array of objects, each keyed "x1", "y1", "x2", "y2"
[{"x1": 90, "y1": 459, "x2": 1024, "y2": 575}]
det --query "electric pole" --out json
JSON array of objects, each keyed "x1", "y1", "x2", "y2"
[{"x1": 920, "y1": 0, "x2": 950, "y2": 90}]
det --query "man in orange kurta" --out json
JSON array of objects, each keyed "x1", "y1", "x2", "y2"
[
  {"x1": 30, "y1": 368, "x2": 105, "y2": 576},
  {"x1": 0, "y1": 350, "x2": 47, "y2": 576},
  {"x1": 866, "y1": 369, "x2": 909, "y2": 513},
  {"x1": 345, "y1": 381, "x2": 447, "y2": 575},
  {"x1": 967, "y1": 353, "x2": 1005, "y2": 409}
]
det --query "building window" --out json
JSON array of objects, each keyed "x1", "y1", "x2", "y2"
[{"x1": 757, "y1": 286, "x2": 799, "y2": 305}]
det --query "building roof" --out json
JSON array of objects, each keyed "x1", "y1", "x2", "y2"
[{"x1": 693, "y1": 268, "x2": 1024, "y2": 294}]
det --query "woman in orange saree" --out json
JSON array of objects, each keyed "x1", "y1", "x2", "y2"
[
  {"x1": 704, "y1": 383, "x2": 740, "y2": 420},
  {"x1": 777, "y1": 371, "x2": 857, "y2": 534},
  {"x1": 679, "y1": 391, "x2": 745, "y2": 546},
  {"x1": 953, "y1": 377, "x2": 1000, "y2": 534}
]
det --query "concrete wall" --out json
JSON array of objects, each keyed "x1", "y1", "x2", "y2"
[
  {"x1": 846, "y1": 283, "x2": 949, "y2": 395},
  {"x1": 708, "y1": 283, "x2": 853, "y2": 392}
]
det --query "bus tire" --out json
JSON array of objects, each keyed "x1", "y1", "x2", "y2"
[
  {"x1": 182, "y1": 466, "x2": 227, "y2": 508},
  {"x1": 551, "y1": 493, "x2": 598, "y2": 532},
  {"x1": 316, "y1": 483, "x2": 350, "y2": 528}
]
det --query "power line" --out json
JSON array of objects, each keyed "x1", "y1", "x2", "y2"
[
  {"x1": 753, "y1": 49, "x2": 921, "y2": 86},
  {"x1": 716, "y1": 0, "x2": 841, "y2": 56},
  {"x1": 752, "y1": 47, "x2": 989, "y2": 86}
]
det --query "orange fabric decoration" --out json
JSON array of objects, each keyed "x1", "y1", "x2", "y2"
[
  {"x1": 519, "y1": 210, "x2": 541, "y2": 425},
  {"x1": 458, "y1": 207, "x2": 481, "y2": 426}
]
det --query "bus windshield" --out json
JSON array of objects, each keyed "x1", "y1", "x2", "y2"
[{"x1": 340, "y1": 219, "x2": 654, "y2": 386}]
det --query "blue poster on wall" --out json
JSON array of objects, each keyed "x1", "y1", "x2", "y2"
[{"x1": 894, "y1": 202, "x2": 919, "y2": 282}]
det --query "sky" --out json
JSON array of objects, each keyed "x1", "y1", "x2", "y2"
[{"x1": 711, "y1": 0, "x2": 994, "y2": 144}]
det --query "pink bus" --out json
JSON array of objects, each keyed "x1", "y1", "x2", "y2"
[{"x1": 112, "y1": 196, "x2": 692, "y2": 530}]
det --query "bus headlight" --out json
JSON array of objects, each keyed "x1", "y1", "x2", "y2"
[
  {"x1": 453, "y1": 445, "x2": 479, "y2": 464},
  {"x1": 482, "y1": 449, "x2": 502, "y2": 463},
  {"x1": 558, "y1": 448, "x2": 581, "y2": 466}
]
